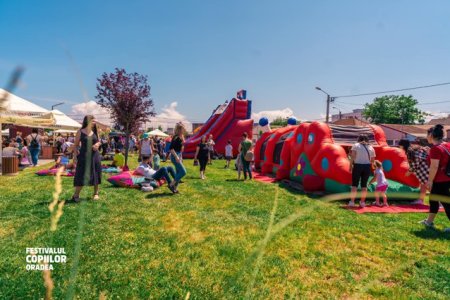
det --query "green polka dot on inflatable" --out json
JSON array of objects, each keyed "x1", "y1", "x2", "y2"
[{"x1": 382, "y1": 160, "x2": 393, "y2": 172}]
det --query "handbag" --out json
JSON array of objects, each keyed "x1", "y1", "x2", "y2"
[
  {"x1": 193, "y1": 159, "x2": 199, "y2": 166},
  {"x1": 244, "y1": 150, "x2": 254, "y2": 162}
]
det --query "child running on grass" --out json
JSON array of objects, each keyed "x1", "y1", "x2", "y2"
[
  {"x1": 225, "y1": 140, "x2": 233, "y2": 169},
  {"x1": 369, "y1": 160, "x2": 389, "y2": 207}
]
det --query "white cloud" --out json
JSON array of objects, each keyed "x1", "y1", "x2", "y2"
[
  {"x1": 71, "y1": 101, "x2": 112, "y2": 125},
  {"x1": 148, "y1": 102, "x2": 192, "y2": 132},
  {"x1": 252, "y1": 108, "x2": 296, "y2": 122}
]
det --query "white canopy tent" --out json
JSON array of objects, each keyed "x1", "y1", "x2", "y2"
[
  {"x1": 49, "y1": 109, "x2": 81, "y2": 131},
  {"x1": 0, "y1": 89, "x2": 55, "y2": 170},
  {"x1": 148, "y1": 128, "x2": 169, "y2": 137}
]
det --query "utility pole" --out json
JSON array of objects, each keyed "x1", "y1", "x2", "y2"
[{"x1": 315, "y1": 87, "x2": 334, "y2": 123}]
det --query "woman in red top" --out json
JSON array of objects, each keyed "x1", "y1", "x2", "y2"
[{"x1": 420, "y1": 124, "x2": 450, "y2": 231}]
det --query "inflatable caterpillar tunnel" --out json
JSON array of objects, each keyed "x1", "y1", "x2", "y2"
[{"x1": 254, "y1": 121, "x2": 420, "y2": 194}]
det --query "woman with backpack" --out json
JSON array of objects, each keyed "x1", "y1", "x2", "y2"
[
  {"x1": 27, "y1": 128, "x2": 42, "y2": 166},
  {"x1": 420, "y1": 124, "x2": 450, "y2": 231},
  {"x1": 238, "y1": 132, "x2": 253, "y2": 180}
]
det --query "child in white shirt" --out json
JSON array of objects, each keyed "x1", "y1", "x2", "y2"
[
  {"x1": 225, "y1": 140, "x2": 233, "y2": 169},
  {"x1": 369, "y1": 160, "x2": 389, "y2": 207}
]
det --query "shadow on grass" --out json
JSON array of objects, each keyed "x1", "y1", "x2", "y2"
[
  {"x1": 225, "y1": 179, "x2": 245, "y2": 182},
  {"x1": 146, "y1": 192, "x2": 176, "y2": 199},
  {"x1": 412, "y1": 229, "x2": 450, "y2": 240}
]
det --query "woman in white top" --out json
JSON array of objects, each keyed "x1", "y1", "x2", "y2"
[
  {"x1": 349, "y1": 134, "x2": 376, "y2": 207},
  {"x1": 139, "y1": 133, "x2": 153, "y2": 163},
  {"x1": 26, "y1": 128, "x2": 42, "y2": 166}
]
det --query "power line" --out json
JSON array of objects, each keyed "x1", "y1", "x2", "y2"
[
  {"x1": 334, "y1": 81, "x2": 450, "y2": 98},
  {"x1": 335, "y1": 99, "x2": 450, "y2": 106}
]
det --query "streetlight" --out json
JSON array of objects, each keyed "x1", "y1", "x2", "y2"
[
  {"x1": 315, "y1": 87, "x2": 335, "y2": 123},
  {"x1": 332, "y1": 106, "x2": 342, "y2": 120},
  {"x1": 51, "y1": 102, "x2": 64, "y2": 110}
]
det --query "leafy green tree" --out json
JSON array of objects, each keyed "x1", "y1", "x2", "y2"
[
  {"x1": 271, "y1": 117, "x2": 288, "y2": 126},
  {"x1": 362, "y1": 95, "x2": 427, "y2": 124}
]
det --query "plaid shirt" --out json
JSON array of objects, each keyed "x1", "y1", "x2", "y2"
[{"x1": 409, "y1": 147, "x2": 429, "y2": 184}]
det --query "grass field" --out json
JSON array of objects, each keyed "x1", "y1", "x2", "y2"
[{"x1": 1, "y1": 156, "x2": 449, "y2": 299}]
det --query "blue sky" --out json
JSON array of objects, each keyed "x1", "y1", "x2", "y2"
[{"x1": 1, "y1": 0, "x2": 450, "y2": 123}]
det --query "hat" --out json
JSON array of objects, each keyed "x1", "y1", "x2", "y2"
[{"x1": 142, "y1": 133, "x2": 149, "y2": 139}]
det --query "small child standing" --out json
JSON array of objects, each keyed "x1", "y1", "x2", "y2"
[
  {"x1": 235, "y1": 153, "x2": 243, "y2": 180},
  {"x1": 225, "y1": 140, "x2": 233, "y2": 168},
  {"x1": 369, "y1": 160, "x2": 389, "y2": 207}
]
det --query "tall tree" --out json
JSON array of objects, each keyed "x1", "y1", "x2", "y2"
[
  {"x1": 363, "y1": 95, "x2": 427, "y2": 124},
  {"x1": 96, "y1": 68, "x2": 155, "y2": 166}
]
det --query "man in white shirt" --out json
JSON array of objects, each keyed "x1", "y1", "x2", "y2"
[
  {"x1": 349, "y1": 134, "x2": 376, "y2": 207},
  {"x1": 135, "y1": 155, "x2": 178, "y2": 193}
]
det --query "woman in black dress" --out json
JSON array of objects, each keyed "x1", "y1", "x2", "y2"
[
  {"x1": 194, "y1": 135, "x2": 210, "y2": 179},
  {"x1": 71, "y1": 115, "x2": 102, "y2": 202}
]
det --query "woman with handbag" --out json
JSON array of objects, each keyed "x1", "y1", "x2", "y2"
[
  {"x1": 194, "y1": 135, "x2": 210, "y2": 179},
  {"x1": 348, "y1": 134, "x2": 376, "y2": 207},
  {"x1": 238, "y1": 132, "x2": 253, "y2": 180}
]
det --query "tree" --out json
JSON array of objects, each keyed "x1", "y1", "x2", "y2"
[
  {"x1": 271, "y1": 116, "x2": 288, "y2": 127},
  {"x1": 96, "y1": 68, "x2": 155, "y2": 166},
  {"x1": 363, "y1": 95, "x2": 427, "y2": 124},
  {"x1": 158, "y1": 125, "x2": 163, "y2": 131}
]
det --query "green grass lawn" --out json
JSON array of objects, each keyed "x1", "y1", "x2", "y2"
[{"x1": 1, "y1": 156, "x2": 449, "y2": 299}]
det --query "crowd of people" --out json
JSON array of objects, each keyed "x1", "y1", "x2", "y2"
[{"x1": 3, "y1": 116, "x2": 448, "y2": 231}]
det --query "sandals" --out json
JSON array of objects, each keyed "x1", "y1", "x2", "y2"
[
  {"x1": 93, "y1": 194, "x2": 99, "y2": 201},
  {"x1": 71, "y1": 195, "x2": 81, "y2": 203}
]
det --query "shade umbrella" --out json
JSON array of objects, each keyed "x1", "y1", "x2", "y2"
[{"x1": 148, "y1": 129, "x2": 169, "y2": 137}]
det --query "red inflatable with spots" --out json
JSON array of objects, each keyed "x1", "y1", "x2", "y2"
[{"x1": 255, "y1": 121, "x2": 420, "y2": 193}]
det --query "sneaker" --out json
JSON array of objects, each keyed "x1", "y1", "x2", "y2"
[
  {"x1": 168, "y1": 184, "x2": 177, "y2": 194},
  {"x1": 359, "y1": 202, "x2": 366, "y2": 208},
  {"x1": 419, "y1": 219, "x2": 435, "y2": 228},
  {"x1": 348, "y1": 201, "x2": 355, "y2": 207},
  {"x1": 411, "y1": 199, "x2": 424, "y2": 205}
]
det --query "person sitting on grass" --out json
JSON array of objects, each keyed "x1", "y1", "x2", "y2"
[
  {"x1": 112, "y1": 149, "x2": 125, "y2": 168},
  {"x1": 369, "y1": 160, "x2": 389, "y2": 207},
  {"x1": 135, "y1": 155, "x2": 178, "y2": 193}
]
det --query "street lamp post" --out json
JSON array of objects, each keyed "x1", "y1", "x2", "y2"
[
  {"x1": 51, "y1": 102, "x2": 64, "y2": 110},
  {"x1": 315, "y1": 87, "x2": 335, "y2": 123},
  {"x1": 332, "y1": 106, "x2": 342, "y2": 120}
]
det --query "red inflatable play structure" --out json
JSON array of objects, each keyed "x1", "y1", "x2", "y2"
[
  {"x1": 255, "y1": 121, "x2": 420, "y2": 193},
  {"x1": 183, "y1": 90, "x2": 253, "y2": 158}
]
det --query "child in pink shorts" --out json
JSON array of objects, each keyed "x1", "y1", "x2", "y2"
[{"x1": 369, "y1": 160, "x2": 389, "y2": 207}]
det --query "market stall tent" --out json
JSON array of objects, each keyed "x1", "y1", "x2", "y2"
[
  {"x1": 0, "y1": 89, "x2": 55, "y2": 171},
  {"x1": 148, "y1": 129, "x2": 169, "y2": 137},
  {"x1": 49, "y1": 109, "x2": 81, "y2": 131}
]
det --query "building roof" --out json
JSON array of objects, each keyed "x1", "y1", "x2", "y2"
[
  {"x1": 381, "y1": 124, "x2": 450, "y2": 138},
  {"x1": 428, "y1": 115, "x2": 450, "y2": 125}
]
